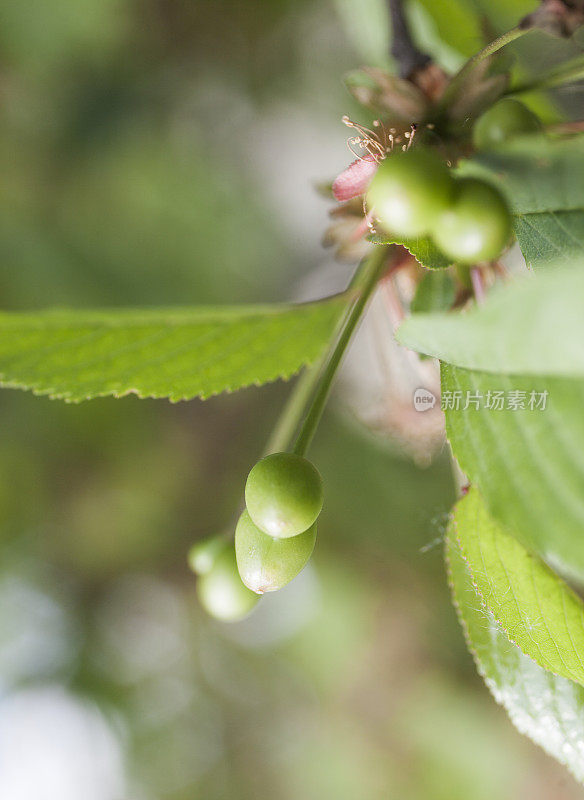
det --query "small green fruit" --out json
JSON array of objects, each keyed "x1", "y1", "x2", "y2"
[
  {"x1": 366, "y1": 148, "x2": 453, "y2": 238},
  {"x1": 235, "y1": 510, "x2": 317, "y2": 594},
  {"x1": 196, "y1": 545, "x2": 259, "y2": 622},
  {"x1": 431, "y1": 178, "x2": 511, "y2": 263},
  {"x1": 473, "y1": 98, "x2": 541, "y2": 150},
  {"x1": 188, "y1": 535, "x2": 227, "y2": 575},
  {"x1": 245, "y1": 452, "x2": 323, "y2": 538}
]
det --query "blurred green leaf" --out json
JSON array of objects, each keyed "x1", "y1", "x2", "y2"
[
  {"x1": 471, "y1": 0, "x2": 534, "y2": 31},
  {"x1": 457, "y1": 136, "x2": 584, "y2": 214},
  {"x1": 452, "y1": 488, "x2": 584, "y2": 685},
  {"x1": 514, "y1": 211, "x2": 584, "y2": 269},
  {"x1": 442, "y1": 363, "x2": 584, "y2": 579},
  {"x1": 368, "y1": 233, "x2": 451, "y2": 269},
  {"x1": 410, "y1": 270, "x2": 455, "y2": 314},
  {"x1": 412, "y1": 0, "x2": 483, "y2": 58},
  {"x1": 447, "y1": 530, "x2": 584, "y2": 785},
  {"x1": 0, "y1": 299, "x2": 344, "y2": 402},
  {"x1": 398, "y1": 265, "x2": 584, "y2": 376}
]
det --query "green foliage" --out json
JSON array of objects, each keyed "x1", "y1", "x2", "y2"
[
  {"x1": 0, "y1": 299, "x2": 344, "y2": 402},
  {"x1": 514, "y1": 212, "x2": 584, "y2": 270},
  {"x1": 367, "y1": 231, "x2": 452, "y2": 269},
  {"x1": 410, "y1": 270, "x2": 455, "y2": 314},
  {"x1": 442, "y1": 363, "x2": 584, "y2": 580},
  {"x1": 398, "y1": 123, "x2": 584, "y2": 777},
  {"x1": 447, "y1": 530, "x2": 584, "y2": 785},
  {"x1": 4, "y1": 0, "x2": 584, "y2": 790},
  {"x1": 451, "y1": 488, "x2": 584, "y2": 685},
  {"x1": 412, "y1": 0, "x2": 484, "y2": 59},
  {"x1": 456, "y1": 137, "x2": 584, "y2": 215},
  {"x1": 397, "y1": 264, "x2": 584, "y2": 376}
]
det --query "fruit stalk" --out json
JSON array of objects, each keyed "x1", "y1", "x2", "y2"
[
  {"x1": 292, "y1": 245, "x2": 390, "y2": 457},
  {"x1": 437, "y1": 27, "x2": 532, "y2": 113}
]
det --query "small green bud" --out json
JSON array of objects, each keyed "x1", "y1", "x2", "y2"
[
  {"x1": 235, "y1": 510, "x2": 317, "y2": 594},
  {"x1": 196, "y1": 545, "x2": 259, "y2": 622},
  {"x1": 188, "y1": 535, "x2": 227, "y2": 575}
]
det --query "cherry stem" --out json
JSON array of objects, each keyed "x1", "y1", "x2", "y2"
[
  {"x1": 265, "y1": 249, "x2": 390, "y2": 457},
  {"x1": 467, "y1": 27, "x2": 529, "y2": 65},
  {"x1": 437, "y1": 27, "x2": 531, "y2": 112},
  {"x1": 291, "y1": 246, "x2": 391, "y2": 457},
  {"x1": 264, "y1": 351, "x2": 327, "y2": 455}
]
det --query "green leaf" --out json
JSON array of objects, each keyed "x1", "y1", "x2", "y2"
[
  {"x1": 452, "y1": 487, "x2": 584, "y2": 685},
  {"x1": 397, "y1": 263, "x2": 584, "y2": 376},
  {"x1": 412, "y1": 0, "x2": 483, "y2": 59},
  {"x1": 368, "y1": 233, "x2": 451, "y2": 269},
  {"x1": 447, "y1": 531, "x2": 584, "y2": 785},
  {"x1": 442, "y1": 363, "x2": 584, "y2": 578},
  {"x1": 410, "y1": 269, "x2": 455, "y2": 314},
  {"x1": 457, "y1": 136, "x2": 584, "y2": 214},
  {"x1": 514, "y1": 211, "x2": 584, "y2": 270},
  {"x1": 0, "y1": 299, "x2": 345, "y2": 402},
  {"x1": 471, "y1": 0, "x2": 535, "y2": 30}
]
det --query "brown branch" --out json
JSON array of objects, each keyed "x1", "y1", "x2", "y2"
[
  {"x1": 388, "y1": 0, "x2": 431, "y2": 79},
  {"x1": 520, "y1": 0, "x2": 584, "y2": 36}
]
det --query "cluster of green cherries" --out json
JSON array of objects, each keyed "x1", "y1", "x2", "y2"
[
  {"x1": 190, "y1": 453, "x2": 323, "y2": 621},
  {"x1": 188, "y1": 100, "x2": 541, "y2": 622},
  {"x1": 367, "y1": 99, "x2": 540, "y2": 264}
]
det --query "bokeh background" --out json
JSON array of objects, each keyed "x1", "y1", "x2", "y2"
[{"x1": 1, "y1": 1, "x2": 583, "y2": 798}]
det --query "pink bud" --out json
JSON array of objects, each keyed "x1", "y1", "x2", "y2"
[{"x1": 332, "y1": 155, "x2": 378, "y2": 202}]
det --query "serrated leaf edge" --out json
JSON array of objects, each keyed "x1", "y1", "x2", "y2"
[{"x1": 445, "y1": 533, "x2": 584, "y2": 784}]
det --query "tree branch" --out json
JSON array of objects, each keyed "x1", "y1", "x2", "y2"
[
  {"x1": 388, "y1": 0, "x2": 431, "y2": 79},
  {"x1": 520, "y1": 0, "x2": 584, "y2": 37}
]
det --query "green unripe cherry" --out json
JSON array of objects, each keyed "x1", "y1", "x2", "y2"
[
  {"x1": 188, "y1": 534, "x2": 227, "y2": 576},
  {"x1": 235, "y1": 510, "x2": 317, "y2": 594},
  {"x1": 473, "y1": 98, "x2": 541, "y2": 150},
  {"x1": 196, "y1": 544, "x2": 259, "y2": 622},
  {"x1": 431, "y1": 178, "x2": 511, "y2": 264},
  {"x1": 245, "y1": 452, "x2": 323, "y2": 538},
  {"x1": 366, "y1": 148, "x2": 454, "y2": 238}
]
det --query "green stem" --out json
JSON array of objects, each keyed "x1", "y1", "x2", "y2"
[
  {"x1": 264, "y1": 249, "x2": 389, "y2": 456},
  {"x1": 506, "y1": 54, "x2": 584, "y2": 96},
  {"x1": 264, "y1": 354, "x2": 326, "y2": 455},
  {"x1": 437, "y1": 27, "x2": 531, "y2": 112},
  {"x1": 467, "y1": 27, "x2": 528, "y2": 65},
  {"x1": 292, "y1": 245, "x2": 390, "y2": 457}
]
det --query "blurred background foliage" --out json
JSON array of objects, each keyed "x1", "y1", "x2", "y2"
[{"x1": 0, "y1": 1, "x2": 583, "y2": 798}]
